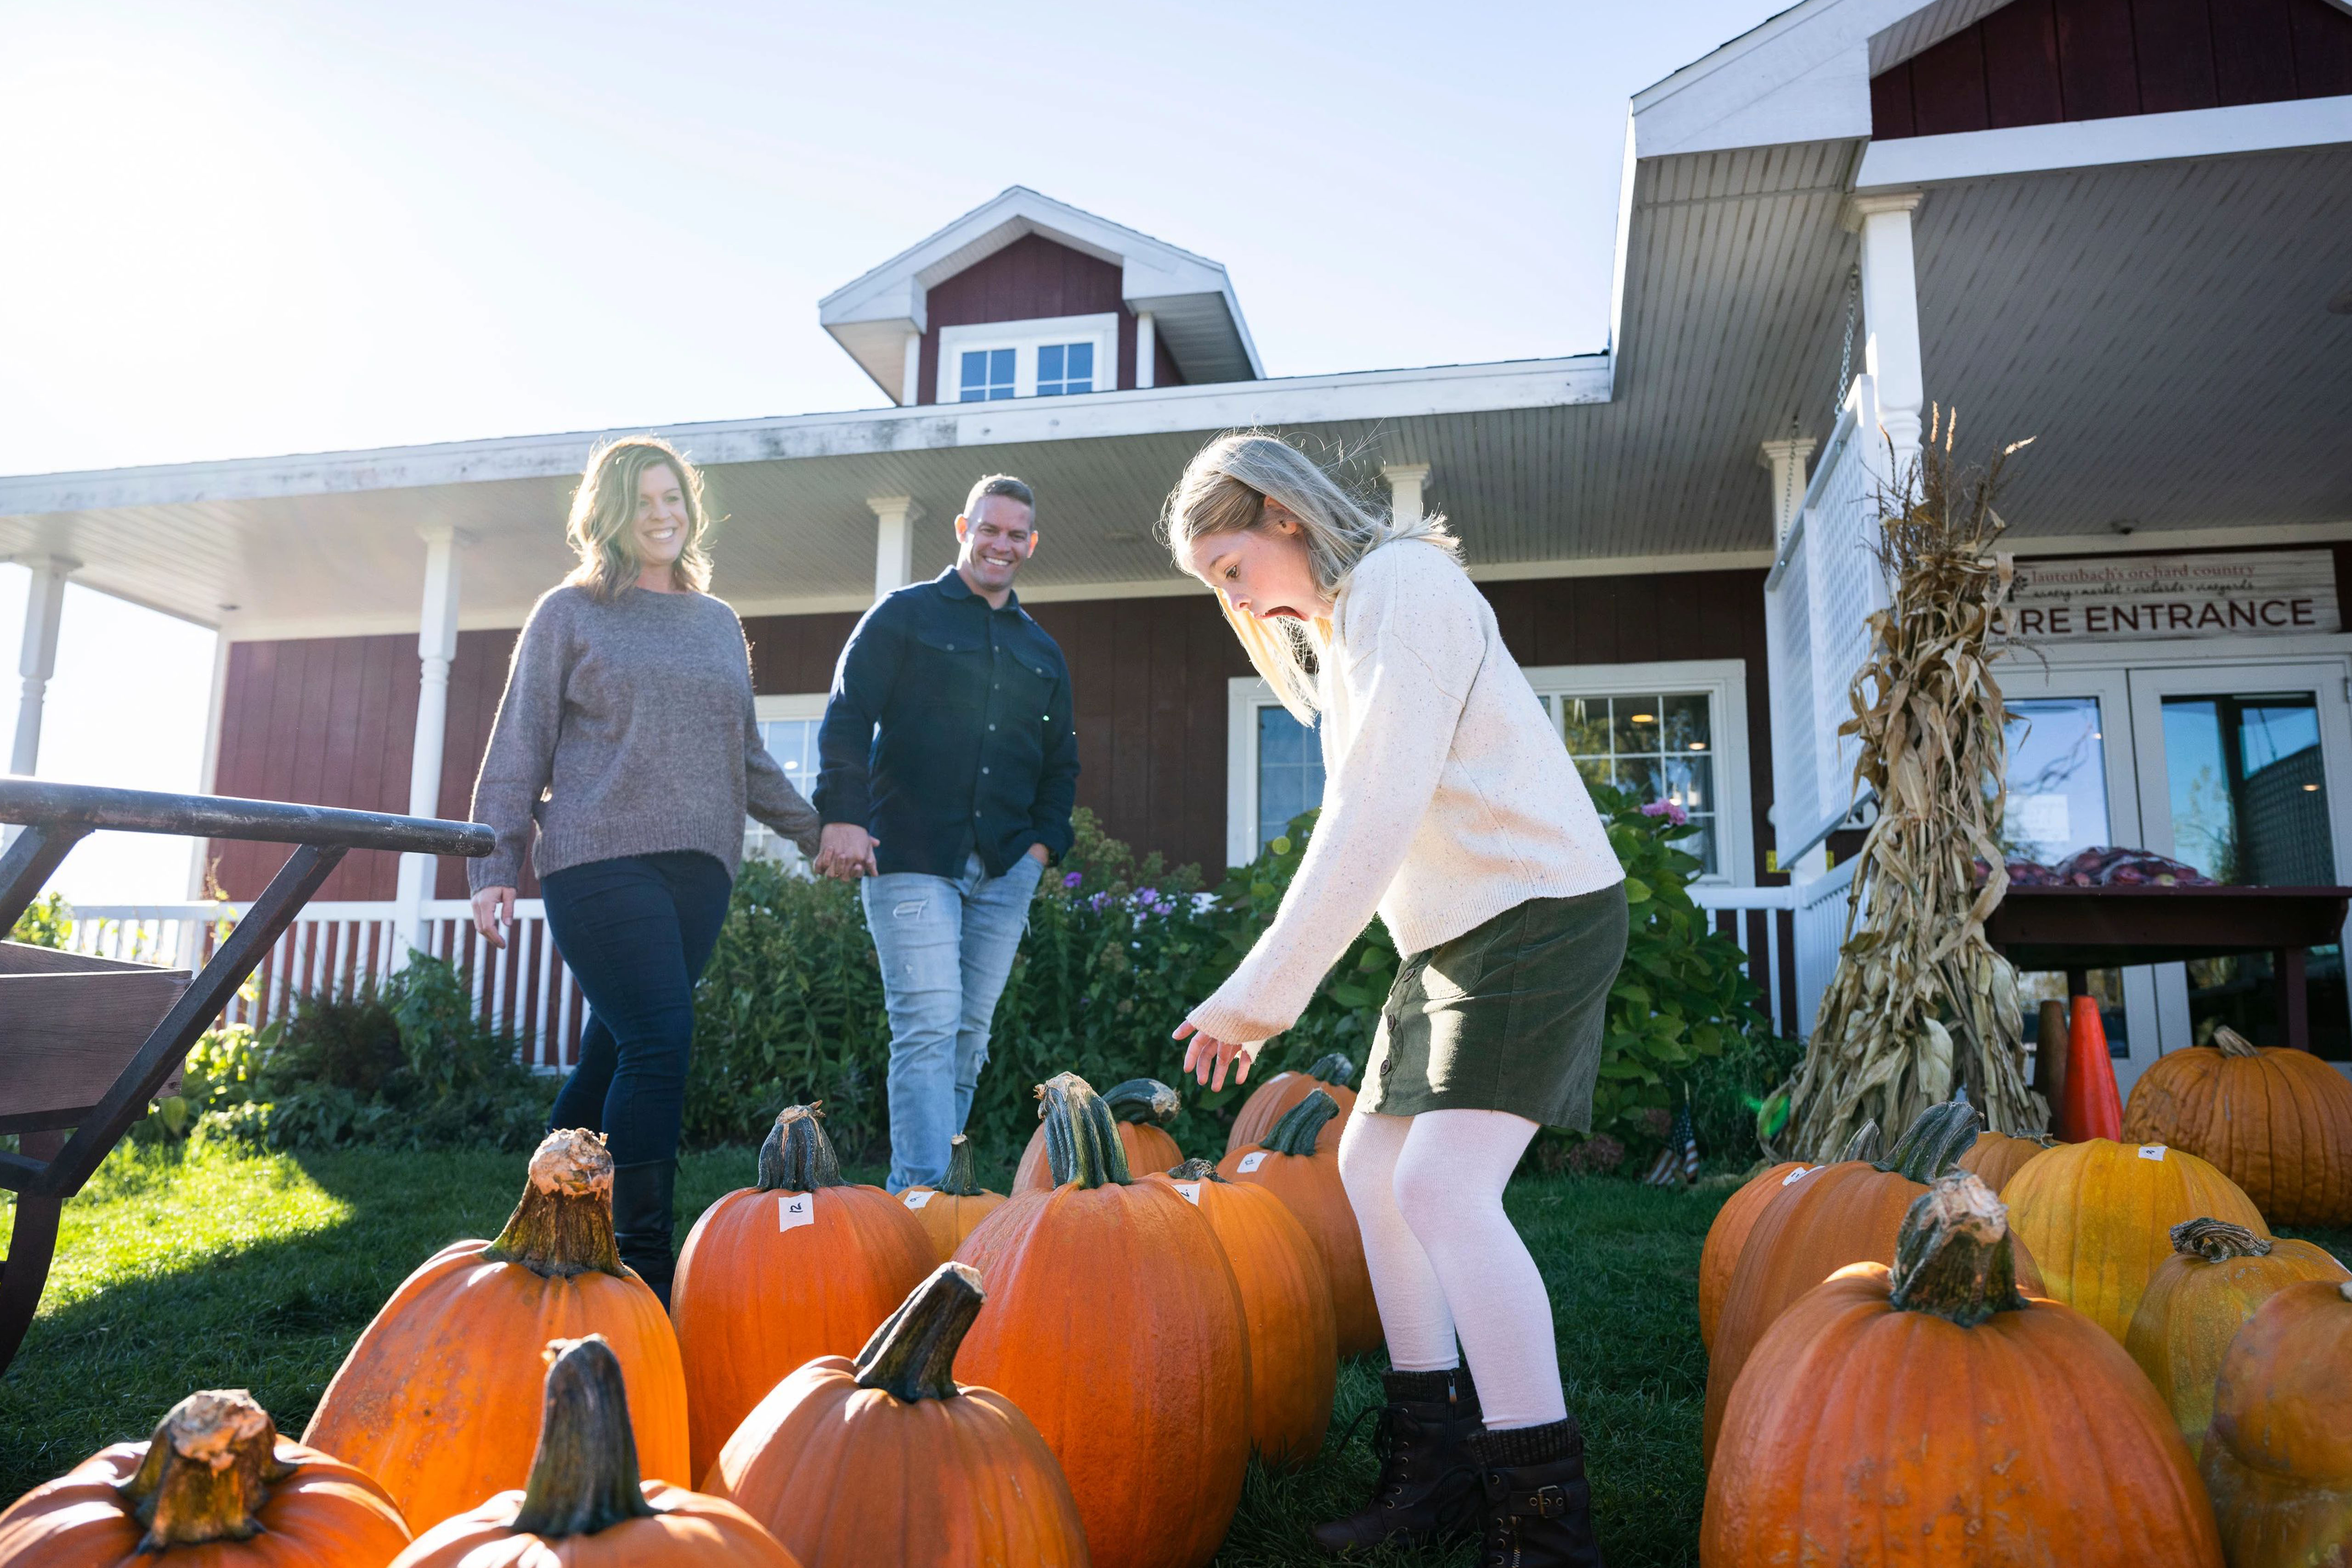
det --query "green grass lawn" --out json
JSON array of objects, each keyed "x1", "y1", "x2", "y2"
[{"x1": 1, "y1": 1139, "x2": 1721, "y2": 1565}]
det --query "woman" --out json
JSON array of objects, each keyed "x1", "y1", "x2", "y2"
[
  {"x1": 469, "y1": 435, "x2": 820, "y2": 1303},
  {"x1": 1166, "y1": 433, "x2": 1626, "y2": 1566}
]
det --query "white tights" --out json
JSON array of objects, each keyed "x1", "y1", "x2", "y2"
[{"x1": 1336, "y1": 1108, "x2": 1565, "y2": 1430}]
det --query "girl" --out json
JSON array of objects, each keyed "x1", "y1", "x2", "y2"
[
  {"x1": 470, "y1": 435, "x2": 820, "y2": 1303},
  {"x1": 1167, "y1": 433, "x2": 1626, "y2": 1566}
]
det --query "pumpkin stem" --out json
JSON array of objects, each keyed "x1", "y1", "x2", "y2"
[
  {"x1": 853, "y1": 1262, "x2": 985, "y2": 1403},
  {"x1": 482, "y1": 1129, "x2": 627, "y2": 1279},
  {"x1": 1888, "y1": 1173, "x2": 2029, "y2": 1326},
  {"x1": 756, "y1": 1103, "x2": 846, "y2": 1192},
  {"x1": 1103, "y1": 1077, "x2": 1182, "y2": 1128},
  {"x1": 936, "y1": 1134, "x2": 987, "y2": 1197},
  {"x1": 1264, "y1": 1089, "x2": 1340, "y2": 1156},
  {"x1": 1836, "y1": 1120, "x2": 1883, "y2": 1164},
  {"x1": 2171, "y1": 1217, "x2": 2273, "y2": 1261},
  {"x1": 1306, "y1": 1052, "x2": 1357, "y2": 1088},
  {"x1": 2211, "y1": 1025, "x2": 2261, "y2": 1059},
  {"x1": 117, "y1": 1389, "x2": 296, "y2": 1550},
  {"x1": 508, "y1": 1336, "x2": 659, "y2": 1538},
  {"x1": 1039, "y1": 1073, "x2": 1131, "y2": 1188},
  {"x1": 1884, "y1": 1097, "x2": 1983, "y2": 1182},
  {"x1": 1167, "y1": 1157, "x2": 1229, "y2": 1182}
]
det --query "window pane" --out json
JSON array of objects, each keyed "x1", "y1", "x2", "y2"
[
  {"x1": 1257, "y1": 705, "x2": 1326, "y2": 848},
  {"x1": 1068, "y1": 342, "x2": 1093, "y2": 378},
  {"x1": 2001, "y1": 697, "x2": 2109, "y2": 866},
  {"x1": 1573, "y1": 756, "x2": 1613, "y2": 792},
  {"x1": 1614, "y1": 700, "x2": 1660, "y2": 755},
  {"x1": 989, "y1": 348, "x2": 1014, "y2": 385},
  {"x1": 1038, "y1": 344, "x2": 1064, "y2": 381},
  {"x1": 1662, "y1": 753, "x2": 1711, "y2": 813},
  {"x1": 1562, "y1": 697, "x2": 1611, "y2": 756},
  {"x1": 1617, "y1": 755, "x2": 1660, "y2": 802},
  {"x1": 958, "y1": 349, "x2": 989, "y2": 403},
  {"x1": 1662, "y1": 692, "x2": 1710, "y2": 751}
]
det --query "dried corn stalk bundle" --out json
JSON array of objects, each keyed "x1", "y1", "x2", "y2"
[{"x1": 1784, "y1": 409, "x2": 2044, "y2": 1160}]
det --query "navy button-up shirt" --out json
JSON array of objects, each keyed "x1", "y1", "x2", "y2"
[{"x1": 814, "y1": 569, "x2": 1079, "y2": 878}]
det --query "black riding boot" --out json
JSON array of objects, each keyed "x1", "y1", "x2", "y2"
[
  {"x1": 1311, "y1": 1366, "x2": 1483, "y2": 1556},
  {"x1": 1474, "y1": 1416, "x2": 1604, "y2": 1568},
  {"x1": 610, "y1": 1158, "x2": 678, "y2": 1307}
]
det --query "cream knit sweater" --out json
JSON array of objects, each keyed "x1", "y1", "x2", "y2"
[{"x1": 1188, "y1": 540, "x2": 1622, "y2": 1048}]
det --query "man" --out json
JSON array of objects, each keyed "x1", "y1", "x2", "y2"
[{"x1": 814, "y1": 473, "x2": 1078, "y2": 1191}]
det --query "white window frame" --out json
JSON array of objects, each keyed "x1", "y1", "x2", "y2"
[
  {"x1": 1227, "y1": 661, "x2": 1755, "y2": 883},
  {"x1": 746, "y1": 693, "x2": 830, "y2": 869},
  {"x1": 935, "y1": 312, "x2": 1119, "y2": 402}
]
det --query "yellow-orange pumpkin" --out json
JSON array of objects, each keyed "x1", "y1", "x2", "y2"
[
  {"x1": 1697, "y1": 1160, "x2": 1811, "y2": 1352},
  {"x1": 2124, "y1": 1025, "x2": 2352, "y2": 1226},
  {"x1": 706, "y1": 1262, "x2": 1088, "y2": 1566},
  {"x1": 391, "y1": 1335, "x2": 797, "y2": 1568},
  {"x1": 1703, "y1": 1174, "x2": 2223, "y2": 1567},
  {"x1": 304, "y1": 1129, "x2": 690, "y2": 1527},
  {"x1": 899, "y1": 1134, "x2": 1009, "y2": 1264},
  {"x1": 1957, "y1": 1128, "x2": 2058, "y2": 1194},
  {"x1": 671, "y1": 1103, "x2": 935, "y2": 1481},
  {"x1": 1224, "y1": 1053, "x2": 1357, "y2": 1155},
  {"x1": 0, "y1": 1388, "x2": 412, "y2": 1567},
  {"x1": 2201, "y1": 1279, "x2": 2352, "y2": 1567},
  {"x1": 1218, "y1": 1088, "x2": 1381, "y2": 1356},
  {"x1": 1016, "y1": 1077, "x2": 1183, "y2": 1193}
]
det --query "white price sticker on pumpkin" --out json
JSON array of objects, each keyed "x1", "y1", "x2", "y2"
[
  {"x1": 903, "y1": 1190, "x2": 935, "y2": 1210},
  {"x1": 777, "y1": 1193, "x2": 816, "y2": 1231},
  {"x1": 1172, "y1": 1181, "x2": 1202, "y2": 1205},
  {"x1": 1236, "y1": 1151, "x2": 1269, "y2": 1174},
  {"x1": 2138, "y1": 1144, "x2": 2168, "y2": 1162},
  {"x1": 1782, "y1": 1165, "x2": 1817, "y2": 1186}
]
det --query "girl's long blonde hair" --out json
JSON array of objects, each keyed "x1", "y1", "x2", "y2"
[
  {"x1": 564, "y1": 435, "x2": 714, "y2": 601},
  {"x1": 1160, "y1": 431, "x2": 1458, "y2": 720}
]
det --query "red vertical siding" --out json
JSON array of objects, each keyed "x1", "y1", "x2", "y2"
[{"x1": 910, "y1": 232, "x2": 1187, "y2": 404}]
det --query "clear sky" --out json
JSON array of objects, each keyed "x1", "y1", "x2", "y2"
[{"x1": 0, "y1": 0, "x2": 1769, "y2": 901}]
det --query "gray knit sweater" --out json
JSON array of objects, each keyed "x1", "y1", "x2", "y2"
[{"x1": 467, "y1": 584, "x2": 822, "y2": 890}]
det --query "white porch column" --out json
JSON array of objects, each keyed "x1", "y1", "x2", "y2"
[
  {"x1": 395, "y1": 525, "x2": 462, "y2": 961},
  {"x1": 870, "y1": 496, "x2": 923, "y2": 601},
  {"x1": 899, "y1": 330, "x2": 922, "y2": 407},
  {"x1": 1848, "y1": 191, "x2": 1925, "y2": 469},
  {"x1": 1134, "y1": 311, "x2": 1156, "y2": 390},
  {"x1": 1756, "y1": 437, "x2": 1817, "y2": 543},
  {"x1": 10, "y1": 555, "x2": 75, "y2": 776},
  {"x1": 1381, "y1": 463, "x2": 1431, "y2": 527}
]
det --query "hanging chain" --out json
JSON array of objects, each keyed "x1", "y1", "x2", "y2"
[
  {"x1": 1833, "y1": 262, "x2": 1860, "y2": 419},
  {"x1": 1781, "y1": 414, "x2": 1803, "y2": 535}
]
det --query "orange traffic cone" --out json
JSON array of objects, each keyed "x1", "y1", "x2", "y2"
[{"x1": 2058, "y1": 994, "x2": 2123, "y2": 1143}]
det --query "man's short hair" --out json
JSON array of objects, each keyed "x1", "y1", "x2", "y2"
[{"x1": 963, "y1": 474, "x2": 1035, "y2": 522}]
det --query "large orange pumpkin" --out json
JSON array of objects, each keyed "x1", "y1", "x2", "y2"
[
  {"x1": 1217, "y1": 1088, "x2": 1380, "y2": 1356},
  {"x1": 304, "y1": 1129, "x2": 690, "y2": 1527},
  {"x1": 1703, "y1": 1100, "x2": 2045, "y2": 1461},
  {"x1": 390, "y1": 1335, "x2": 797, "y2": 1568},
  {"x1": 2124, "y1": 1025, "x2": 2352, "y2": 1226},
  {"x1": 2004, "y1": 1135, "x2": 2268, "y2": 1343},
  {"x1": 1957, "y1": 1127, "x2": 2059, "y2": 1195},
  {"x1": 0, "y1": 1388, "x2": 412, "y2": 1566},
  {"x1": 672, "y1": 1103, "x2": 935, "y2": 1480},
  {"x1": 707, "y1": 1262, "x2": 1090, "y2": 1566},
  {"x1": 2125, "y1": 1217, "x2": 2349, "y2": 1460},
  {"x1": 953, "y1": 1074, "x2": 1250, "y2": 1568},
  {"x1": 1696, "y1": 1160, "x2": 1811, "y2": 1353},
  {"x1": 1224, "y1": 1053, "x2": 1357, "y2": 1155},
  {"x1": 1702, "y1": 1174, "x2": 2224, "y2": 1567},
  {"x1": 900, "y1": 1133, "x2": 1009, "y2": 1263},
  {"x1": 1146, "y1": 1158, "x2": 1338, "y2": 1468},
  {"x1": 1016, "y1": 1078, "x2": 1183, "y2": 1193},
  {"x1": 2201, "y1": 1278, "x2": 2352, "y2": 1567}
]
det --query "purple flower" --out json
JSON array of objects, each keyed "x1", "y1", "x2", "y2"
[
  {"x1": 1062, "y1": 871, "x2": 1084, "y2": 889},
  {"x1": 1641, "y1": 799, "x2": 1690, "y2": 826},
  {"x1": 1135, "y1": 887, "x2": 1158, "y2": 904},
  {"x1": 1087, "y1": 891, "x2": 1111, "y2": 912}
]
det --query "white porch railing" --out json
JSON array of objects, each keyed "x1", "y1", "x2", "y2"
[
  {"x1": 62, "y1": 900, "x2": 585, "y2": 1072},
  {"x1": 1691, "y1": 858, "x2": 1860, "y2": 1042}
]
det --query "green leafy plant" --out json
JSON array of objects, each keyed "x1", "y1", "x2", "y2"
[{"x1": 9, "y1": 889, "x2": 71, "y2": 949}]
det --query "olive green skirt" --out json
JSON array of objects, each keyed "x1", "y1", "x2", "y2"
[{"x1": 1358, "y1": 883, "x2": 1630, "y2": 1131}]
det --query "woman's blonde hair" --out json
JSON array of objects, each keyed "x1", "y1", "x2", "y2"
[
  {"x1": 564, "y1": 436, "x2": 714, "y2": 601},
  {"x1": 1160, "y1": 430, "x2": 1458, "y2": 720}
]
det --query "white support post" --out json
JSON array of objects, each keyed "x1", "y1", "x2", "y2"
[
  {"x1": 1381, "y1": 463, "x2": 1431, "y2": 527},
  {"x1": 10, "y1": 555, "x2": 75, "y2": 777},
  {"x1": 1756, "y1": 438, "x2": 1817, "y2": 543},
  {"x1": 1134, "y1": 311, "x2": 1156, "y2": 390},
  {"x1": 395, "y1": 525, "x2": 462, "y2": 963},
  {"x1": 899, "y1": 330, "x2": 922, "y2": 407},
  {"x1": 1848, "y1": 191, "x2": 1925, "y2": 472},
  {"x1": 870, "y1": 496, "x2": 923, "y2": 601}
]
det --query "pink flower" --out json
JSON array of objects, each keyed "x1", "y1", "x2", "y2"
[{"x1": 1640, "y1": 799, "x2": 1690, "y2": 826}]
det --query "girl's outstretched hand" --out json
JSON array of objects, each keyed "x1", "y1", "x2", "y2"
[{"x1": 1174, "y1": 1019, "x2": 1254, "y2": 1092}]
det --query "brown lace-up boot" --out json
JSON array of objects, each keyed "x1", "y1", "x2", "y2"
[
  {"x1": 1310, "y1": 1366, "x2": 1483, "y2": 1556},
  {"x1": 1473, "y1": 1415, "x2": 1604, "y2": 1567}
]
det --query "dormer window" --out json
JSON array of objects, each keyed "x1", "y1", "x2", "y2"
[
  {"x1": 936, "y1": 312, "x2": 1118, "y2": 404},
  {"x1": 958, "y1": 348, "x2": 1016, "y2": 402},
  {"x1": 1036, "y1": 341, "x2": 1093, "y2": 396}
]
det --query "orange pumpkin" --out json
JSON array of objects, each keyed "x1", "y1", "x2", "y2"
[
  {"x1": 1147, "y1": 1158, "x2": 1338, "y2": 1468},
  {"x1": 1957, "y1": 1127, "x2": 2059, "y2": 1195},
  {"x1": 953, "y1": 1074, "x2": 1249, "y2": 1568},
  {"x1": 1703, "y1": 1100, "x2": 2046, "y2": 1462},
  {"x1": 304, "y1": 1129, "x2": 690, "y2": 1527},
  {"x1": 672, "y1": 1103, "x2": 935, "y2": 1481},
  {"x1": 2201, "y1": 1278, "x2": 2352, "y2": 1567},
  {"x1": 1217, "y1": 1088, "x2": 1380, "y2": 1356},
  {"x1": 1703, "y1": 1174, "x2": 2224, "y2": 1567},
  {"x1": 1224, "y1": 1053, "x2": 1357, "y2": 1155},
  {"x1": 2124, "y1": 1025, "x2": 2352, "y2": 1226},
  {"x1": 391, "y1": 1336, "x2": 797, "y2": 1568},
  {"x1": 1696, "y1": 1160, "x2": 1810, "y2": 1353},
  {"x1": 2003, "y1": 1135, "x2": 2268, "y2": 1343},
  {"x1": 2126, "y1": 1217, "x2": 2350, "y2": 1460},
  {"x1": 899, "y1": 1134, "x2": 1009, "y2": 1263},
  {"x1": 1016, "y1": 1077, "x2": 1183, "y2": 1193},
  {"x1": 707, "y1": 1262, "x2": 1089, "y2": 1566},
  {"x1": 0, "y1": 1388, "x2": 412, "y2": 1566}
]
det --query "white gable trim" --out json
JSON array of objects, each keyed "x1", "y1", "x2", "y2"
[{"x1": 1856, "y1": 93, "x2": 2352, "y2": 188}]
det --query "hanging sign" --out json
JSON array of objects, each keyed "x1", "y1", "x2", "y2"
[{"x1": 2002, "y1": 551, "x2": 2340, "y2": 642}]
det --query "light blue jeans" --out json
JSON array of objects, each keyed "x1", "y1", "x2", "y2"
[{"x1": 864, "y1": 850, "x2": 1045, "y2": 1191}]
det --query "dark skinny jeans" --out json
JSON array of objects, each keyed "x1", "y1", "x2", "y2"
[{"x1": 543, "y1": 850, "x2": 732, "y2": 1167}]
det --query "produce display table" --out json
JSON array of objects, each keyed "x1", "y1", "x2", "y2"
[
  {"x1": 0, "y1": 779, "x2": 492, "y2": 1375},
  {"x1": 1984, "y1": 884, "x2": 2352, "y2": 1052}
]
